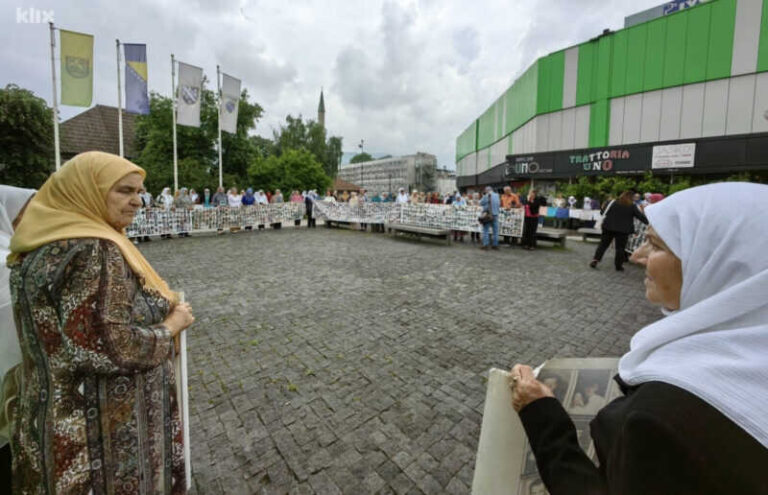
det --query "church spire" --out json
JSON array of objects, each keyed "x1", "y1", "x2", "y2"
[{"x1": 318, "y1": 88, "x2": 325, "y2": 129}]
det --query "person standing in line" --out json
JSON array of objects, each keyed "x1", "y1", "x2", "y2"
[
  {"x1": 270, "y1": 189, "x2": 284, "y2": 229},
  {"x1": 305, "y1": 190, "x2": 317, "y2": 228},
  {"x1": 290, "y1": 190, "x2": 303, "y2": 226},
  {"x1": 395, "y1": 188, "x2": 409, "y2": 204},
  {"x1": 189, "y1": 188, "x2": 199, "y2": 204},
  {"x1": 211, "y1": 186, "x2": 228, "y2": 207},
  {"x1": 590, "y1": 190, "x2": 648, "y2": 271},
  {"x1": 479, "y1": 186, "x2": 501, "y2": 250},
  {"x1": 521, "y1": 189, "x2": 546, "y2": 250},
  {"x1": 174, "y1": 187, "x2": 193, "y2": 237},
  {"x1": 138, "y1": 187, "x2": 153, "y2": 242},
  {"x1": 501, "y1": 186, "x2": 521, "y2": 245},
  {"x1": 156, "y1": 187, "x2": 175, "y2": 239},
  {"x1": 0, "y1": 186, "x2": 35, "y2": 493},
  {"x1": 452, "y1": 192, "x2": 466, "y2": 242}
]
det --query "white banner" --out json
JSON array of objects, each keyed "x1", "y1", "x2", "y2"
[
  {"x1": 652, "y1": 143, "x2": 696, "y2": 169},
  {"x1": 176, "y1": 61, "x2": 203, "y2": 127},
  {"x1": 220, "y1": 73, "x2": 241, "y2": 134}
]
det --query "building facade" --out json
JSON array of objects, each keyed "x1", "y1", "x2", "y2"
[
  {"x1": 456, "y1": 0, "x2": 768, "y2": 189},
  {"x1": 336, "y1": 152, "x2": 437, "y2": 195}
]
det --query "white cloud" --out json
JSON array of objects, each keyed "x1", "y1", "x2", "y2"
[{"x1": 1, "y1": 0, "x2": 663, "y2": 171}]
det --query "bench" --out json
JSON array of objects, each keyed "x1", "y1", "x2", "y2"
[
  {"x1": 387, "y1": 224, "x2": 451, "y2": 246},
  {"x1": 324, "y1": 219, "x2": 353, "y2": 229},
  {"x1": 577, "y1": 227, "x2": 602, "y2": 242},
  {"x1": 535, "y1": 228, "x2": 567, "y2": 247}
]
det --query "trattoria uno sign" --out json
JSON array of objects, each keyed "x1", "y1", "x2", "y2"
[{"x1": 568, "y1": 149, "x2": 631, "y2": 172}]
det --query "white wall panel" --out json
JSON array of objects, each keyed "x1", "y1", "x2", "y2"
[
  {"x1": 574, "y1": 105, "x2": 590, "y2": 149},
  {"x1": 726, "y1": 74, "x2": 756, "y2": 135},
  {"x1": 490, "y1": 136, "x2": 509, "y2": 168},
  {"x1": 752, "y1": 72, "x2": 768, "y2": 133},
  {"x1": 560, "y1": 107, "x2": 576, "y2": 150},
  {"x1": 680, "y1": 82, "x2": 705, "y2": 139},
  {"x1": 622, "y1": 94, "x2": 643, "y2": 144},
  {"x1": 476, "y1": 148, "x2": 490, "y2": 173},
  {"x1": 659, "y1": 87, "x2": 683, "y2": 141},
  {"x1": 702, "y1": 79, "x2": 729, "y2": 137},
  {"x1": 640, "y1": 90, "x2": 662, "y2": 142},
  {"x1": 512, "y1": 127, "x2": 523, "y2": 155},
  {"x1": 563, "y1": 47, "x2": 579, "y2": 108},
  {"x1": 609, "y1": 97, "x2": 625, "y2": 145},
  {"x1": 731, "y1": 0, "x2": 762, "y2": 76},
  {"x1": 548, "y1": 111, "x2": 563, "y2": 151},
  {"x1": 535, "y1": 114, "x2": 549, "y2": 152}
]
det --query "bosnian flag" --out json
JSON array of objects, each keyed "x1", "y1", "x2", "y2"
[{"x1": 124, "y1": 44, "x2": 149, "y2": 114}]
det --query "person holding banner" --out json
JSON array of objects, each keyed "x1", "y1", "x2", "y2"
[
  {"x1": 7, "y1": 152, "x2": 194, "y2": 494},
  {"x1": 509, "y1": 182, "x2": 768, "y2": 494}
]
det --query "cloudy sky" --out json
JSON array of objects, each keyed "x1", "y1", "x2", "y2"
[{"x1": 2, "y1": 0, "x2": 662, "y2": 169}]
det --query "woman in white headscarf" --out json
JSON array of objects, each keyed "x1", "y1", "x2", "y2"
[
  {"x1": 509, "y1": 182, "x2": 768, "y2": 494},
  {"x1": 0, "y1": 185, "x2": 36, "y2": 491}
]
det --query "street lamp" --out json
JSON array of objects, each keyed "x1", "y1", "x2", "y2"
[{"x1": 358, "y1": 139, "x2": 364, "y2": 188}]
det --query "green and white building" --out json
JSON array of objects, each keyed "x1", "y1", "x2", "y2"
[{"x1": 455, "y1": 0, "x2": 768, "y2": 189}]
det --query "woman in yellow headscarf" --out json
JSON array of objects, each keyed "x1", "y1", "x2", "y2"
[{"x1": 8, "y1": 152, "x2": 194, "y2": 494}]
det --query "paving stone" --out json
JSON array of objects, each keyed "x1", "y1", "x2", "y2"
[{"x1": 140, "y1": 228, "x2": 662, "y2": 493}]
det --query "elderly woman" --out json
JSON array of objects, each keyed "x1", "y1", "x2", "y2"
[
  {"x1": 510, "y1": 182, "x2": 768, "y2": 494},
  {"x1": 0, "y1": 185, "x2": 36, "y2": 491},
  {"x1": 8, "y1": 152, "x2": 194, "y2": 494}
]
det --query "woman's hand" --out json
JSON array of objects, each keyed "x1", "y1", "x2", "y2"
[
  {"x1": 509, "y1": 364, "x2": 555, "y2": 412},
  {"x1": 164, "y1": 302, "x2": 194, "y2": 338}
]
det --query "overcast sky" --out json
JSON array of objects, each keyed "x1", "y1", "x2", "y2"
[{"x1": 2, "y1": 0, "x2": 663, "y2": 169}]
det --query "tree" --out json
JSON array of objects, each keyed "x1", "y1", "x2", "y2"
[
  {"x1": 272, "y1": 114, "x2": 343, "y2": 177},
  {"x1": 350, "y1": 152, "x2": 373, "y2": 164},
  {"x1": 0, "y1": 84, "x2": 54, "y2": 188},
  {"x1": 247, "y1": 149, "x2": 331, "y2": 193}
]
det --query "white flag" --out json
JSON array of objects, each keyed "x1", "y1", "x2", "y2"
[
  {"x1": 220, "y1": 73, "x2": 241, "y2": 134},
  {"x1": 176, "y1": 61, "x2": 203, "y2": 127}
]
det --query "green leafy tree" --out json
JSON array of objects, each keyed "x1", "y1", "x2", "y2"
[
  {"x1": 272, "y1": 114, "x2": 343, "y2": 177},
  {"x1": 248, "y1": 149, "x2": 330, "y2": 193},
  {"x1": 0, "y1": 84, "x2": 54, "y2": 188},
  {"x1": 325, "y1": 136, "x2": 342, "y2": 178},
  {"x1": 636, "y1": 171, "x2": 668, "y2": 196},
  {"x1": 350, "y1": 152, "x2": 373, "y2": 164}
]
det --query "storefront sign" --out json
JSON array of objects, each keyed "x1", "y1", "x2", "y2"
[
  {"x1": 663, "y1": 0, "x2": 707, "y2": 15},
  {"x1": 504, "y1": 155, "x2": 554, "y2": 177},
  {"x1": 652, "y1": 143, "x2": 696, "y2": 169},
  {"x1": 568, "y1": 149, "x2": 631, "y2": 172}
]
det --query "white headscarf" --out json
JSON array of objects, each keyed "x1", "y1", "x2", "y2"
[
  {"x1": 0, "y1": 185, "x2": 36, "y2": 447},
  {"x1": 618, "y1": 182, "x2": 768, "y2": 447}
]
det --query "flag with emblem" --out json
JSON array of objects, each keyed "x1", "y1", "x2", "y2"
[
  {"x1": 176, "y1": 61, "x2": 203, "y2": 127},
  {"x1": 124, "y1": 43, "x2": 149, "y2": 114},
  {"x1": 220, "y1": 73, "x2": 241, "y2": 134},
  {"x1": 60, "y1": 29, "x2": 93, "y2": 107}
]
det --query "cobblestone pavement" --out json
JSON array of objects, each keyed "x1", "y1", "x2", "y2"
[{"x1": 140, "y1": 226, "x2": 662, "y2": 495}]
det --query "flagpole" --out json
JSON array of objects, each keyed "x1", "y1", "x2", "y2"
[
  {"x1": 116, "y1": 39, "x2": 124, "y2": 158},
  {"x1": 216, "y1": 65, "x2": 223, "y2": 189},
  {"x1": 49, "y1": 22, "x2": 61, "y2": 171},
  {"x1": 171, "y1": 54, "x2": 178, "y2": 193}
]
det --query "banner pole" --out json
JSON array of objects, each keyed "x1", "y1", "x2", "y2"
[
  {"x1": 172, "y1": 54, "x2": 178, "y2": 193},
  {"x1": 217, "y1": 65, "x2": 223, "y2": 189},
  {"x1": 116, "y1": 39, "x2": 124, "y2": 158},
  {"x1": 49, "y1": 22, "x2": 61, "y2": 171}
]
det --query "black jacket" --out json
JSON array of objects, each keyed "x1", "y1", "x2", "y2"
[
  {"x1": 601, "y1": 202, "x2": 647, "y2": 234},
  {"x1": 519, "y1": 379, "x2": 768, "y2": 495}
]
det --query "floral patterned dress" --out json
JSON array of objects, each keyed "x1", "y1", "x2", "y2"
[{"x1": 9, "y1": 238, "x2": 185, "y2": 494}]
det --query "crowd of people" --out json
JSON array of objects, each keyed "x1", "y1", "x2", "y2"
[{"x1": 1, "y1": 151, "x2": 766, "y2": 494}]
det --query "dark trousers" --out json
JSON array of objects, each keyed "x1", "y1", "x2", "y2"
[
  {"x1": 593, "y1": 231, "x2": 629, "y2": 268},
  {"x1": 1, "y1": 443, "x2": 11, "y2": 492},
  {"x1": 522, "y1": 217, "x2": 539, "y2": 248}
]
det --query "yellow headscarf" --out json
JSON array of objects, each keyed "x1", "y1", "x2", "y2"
[{"x1": 10, "y1": 151, "x2": 178, "y2": 304}]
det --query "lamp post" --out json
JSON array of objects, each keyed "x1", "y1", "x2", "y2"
[{"x1": 358, "y1": 139, "x2": 364, "y2": 189}]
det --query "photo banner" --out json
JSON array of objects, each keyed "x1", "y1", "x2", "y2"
[
  {"x1": 176, "y1": 61, "x2": 203, "y2": 127},
  {"x1": 60, "y1": 29, "x2": 94, "y2": 107}
]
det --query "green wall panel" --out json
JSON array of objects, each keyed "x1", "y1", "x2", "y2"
[
  {"x1": 548, "y1": 51, "x2": 565, "y2": 112},
  {"x1": 456, "y1": 122, "x2": 477, "y2": 161},
  {"x1": 625, "y1": 24, "x2": 648, "y2": 94},
  {"x1": 663, "y1": 12, "x2": 687, "y2": 87},
  {"x1": 610, "y1": 30, "x2": 628, "y2": 97},
  {"x1": 644, "y1": 18, "x2": 666, "y2": 91},
  {"x1": 505, "y1": 62, "x2": 538, "y2": 134},
  {"x1": 760, "y1": 0, "x2": 768, "y2": 71},
  {"x1": 576, "y1": 41, "x2": 596, "y2": 105},
  {"x1": 537, "y1": 56, "x2": 552, "y2": 114},
  {"x1": 706, "y1": 0, "x2": 736, "y2": 79},
  {"x1": 684, "y1": 4, "x2": 710, "y2": 83},
  {"x1": 589, "y1": 100, "x2": 610, "y2": 148},
  {"x1": 477, "y1": 104, "x2": 496, "y2": 149},
  {"x1": 595, "y1": 37, "x2": 612, "y2": 100}
]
